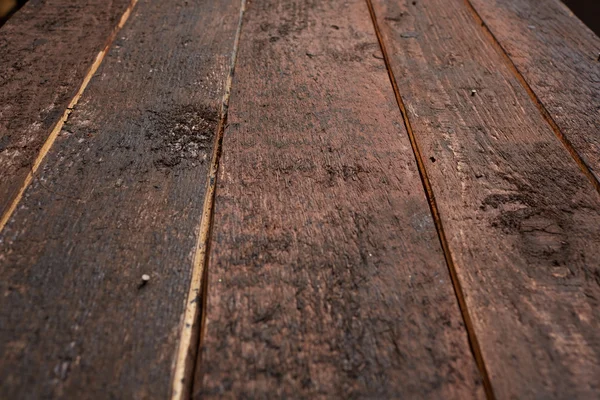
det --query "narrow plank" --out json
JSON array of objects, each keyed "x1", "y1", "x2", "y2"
[
  {"x1": 0, "y1": 0, "x2": 132, "y2": 217},
  {"x1": 370, "y1": 0, "x2": 600, "y2": 398},
  {"x1": 197, "y1": 0, "x2": 485, "y2": 398},
  {"x1": 467, "y1": 0, "x2": 600, "y2": 185},
  {"x1": 0, "y1": 0, "x2": 26, "y2": 25},
  {"x1": 0, "y1": 0, "x2": 241, "y2": 398}
]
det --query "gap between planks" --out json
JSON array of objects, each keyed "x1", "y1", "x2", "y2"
[
  {"x1": 0, "y1": 0, "x2": 140, "y2": 233},
  {"x1": 462, "y1": 0, "x2": 600, "y2": 195},
  {"x1": 170, "y1": 1, "x2": 247, "y2": 399},
  {"x1": 364, "y1": 0, "x2": 496, "y2": 398}
]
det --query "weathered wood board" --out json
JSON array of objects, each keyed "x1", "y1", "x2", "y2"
[
  {"x1": 468, "y1": 0, "x2": 600, "y2": 188},
  {"x1": 196, "y1": 0, "x2": 485, "y2": 398},
  {"x1": 1, "y1": 0, "x2": 599, "y2": 397},
  {"x1": 370, "y1": 0, "x2": 600, "y2": 398},
  {"x1": 0, "y1": 0, "x2": 241, "y2": 398},
  {"x1": 0, "y1": 0, "x2": 132, "y2": 218}
]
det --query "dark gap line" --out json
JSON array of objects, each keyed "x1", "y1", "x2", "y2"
[
  {"x1": 364, "y1": 0, "x2": 496, "y2": 399},
  {"x1": 189, "y1": 105, "x2": 228, "y2": 400},
  {"x1": 170, "y1": 0, "x2": 247, "y2": 398},
  {"x1": 463, "y1": 0, "x2": 600, "y2": 195}
]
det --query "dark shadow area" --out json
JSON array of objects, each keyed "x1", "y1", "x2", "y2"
[
  {"x1": 0, "y1": 0, "x2": 28, "y2": 27},
  {"x1": 562, "y1": 0, "x2": 600, "y2": 36}
]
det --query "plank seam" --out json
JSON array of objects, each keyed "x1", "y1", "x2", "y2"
[
  {"x1": 462, "y1": 0, "x2": 600, "y2": 194},
  {"x1": 170, "y1": 1, "x2": 247, "y2": 398},
  {"x1": 364, "y1": 1, "x2": 496, "y2": 398},
  {"x1": 0, "y1": 0, "x2": 140, "y2": 233}
]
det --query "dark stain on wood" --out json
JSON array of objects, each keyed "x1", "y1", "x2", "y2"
[
  {"x1": 0, "y1": 0, "x2": 131, "y2": 217},
  {"x1": 371, "y1": 0, "x2": 600, "y2": 398},
  {"x1": 195, "y1": 0, "x2": 484, "y2": 398},
  {"x1": 0, "y1": 0, "x2": 598, "y2": 397},
  {"x1": 0, "y1": 0, "x2": 240, "y2": 398},
  {"x1": 145, "y1": 105, "x2": 217, "y2": 170},
  {"x1": 467, "y1": 0, "x2": 600, "y2": 187}
]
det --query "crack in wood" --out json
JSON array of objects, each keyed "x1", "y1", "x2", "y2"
[{"x1": 364, "y1": 0, "x2": 496, "y2": 398}]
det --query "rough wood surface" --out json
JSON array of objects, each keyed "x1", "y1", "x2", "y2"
[
  {"x1": 468, "y1": 0, "x2": 600, "y2": 185},
  {"x1": 371, "y1": 0, "x2": 600, "y2": 398},
  {"x1": 0, "y1": 0, "x2": 131, "y2": 217},
  {"x1": 196, "y1": 0, "x2": 484, "y2": 398},
  {"x1": 0, "y1": 0, "x2": 240, "y2": 398}
]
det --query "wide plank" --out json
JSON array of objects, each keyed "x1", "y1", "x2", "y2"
[
  {"x1": 196, "y1": 0, "x2": 485, "y2": 398},
  {"x1": 370, "y1": 0, "x2": 600, "y2": 398},
  {"x1": 467, "y1": 0, "x2": 600, "y2": 187},
  {"x1": 0, "y1": 0, "x2": 132, "y2": 218},
  {"x1": 0, "y1": 0, "x2": 241, "y2": 398}
]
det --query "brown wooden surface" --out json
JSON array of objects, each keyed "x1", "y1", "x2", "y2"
[
  {"x1": 1, "y1": 0, "x2": 599, "y2": 398},
  {"x1": 370, "y1": 0, "x2": 600, "y2": 398},
  {"x1": 468, "y1": 0, "x2": 600, "y2": 188},
  {"x1": 0, "y1": 0, "x2": 131, "y2": 217},
  {"x1": 0, "y1": 0, "x2": 241, "y2": 398},
  {"x1": 196, "y1": 0, "x2": 485, "y2": 398}
]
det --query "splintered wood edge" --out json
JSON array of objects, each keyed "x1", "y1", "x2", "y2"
[
  {"x1": 0, "y1": 0, "x2": 140, "y2": 233},
  {"x1": 170, "y1": 1, "x2": 247, "y2": 398}
]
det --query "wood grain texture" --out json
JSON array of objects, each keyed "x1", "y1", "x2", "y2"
[
  {"x1": 371, "y1": 0, "x2": 600, "y2": 398},
  {"x1": 0, "y1": 0, "x2": 241, "y2": 398},
  {"x1": 197, "y1": 0, "x2": 484, "y2": 398},
  {"x1": 0, "y1": 0, "x2": 131, "y2": 217},
  {"x1": 467, "y1": 0, "x2": 600, "y2": 185}
]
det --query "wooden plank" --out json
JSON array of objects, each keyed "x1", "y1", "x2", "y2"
[
  {"x1": 196, "y1": 0, "x2": 485, "y2": 398},
  {"x1": 0, "y1": 0, "x2": 132, "y2": 218},
  {"x1": 466, "y1": 0, "x2": 600, "y2": 188},
  {"x1": 0, "y1": 0, "x2": 241, "y2": 398},
  {"x1": 370, "y1": 0, "x2": 600, "y2": 398}
]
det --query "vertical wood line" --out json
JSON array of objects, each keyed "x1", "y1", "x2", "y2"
[
  {"x1": 364, "y1": 1, "x2": 496, "y2": 398},
  {"x1": 463, "y1": 0, "x2": 600, "y2": 194},
  {"x1": 170, "y1": 1, "x2": 247, "y2": 398},
  {"x1": 0, "y1": 0, "x2": 140, "y2": 234}
]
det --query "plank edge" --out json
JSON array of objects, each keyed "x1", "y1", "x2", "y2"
[{"x1": 170, "y1": 1, "x2": 247, "y2": 398}]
